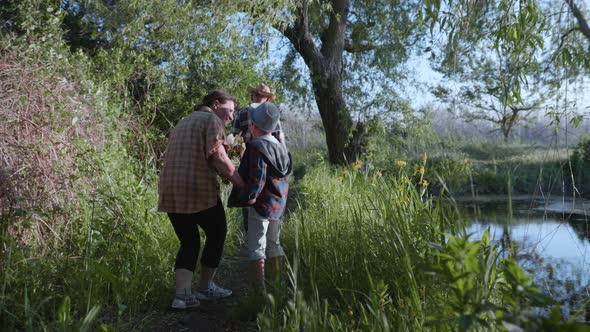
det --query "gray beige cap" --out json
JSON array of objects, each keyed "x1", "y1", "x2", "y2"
[{"x1": 251, "y1": 102, "x2": 279, "y2": 133}]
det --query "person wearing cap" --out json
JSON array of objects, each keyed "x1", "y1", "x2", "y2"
[
  {"x1": 158, "y1": 90, "x2": 245, "y2": 310},
  {"x1": 231, "y1": 83, "x2": 285, "y2": 144},
  {"x1": 230, "y1": 83, "x2": 285, "y2": 232},
  {"x1": 228, "y1": 102, "x2": 292, "y2": 288}
]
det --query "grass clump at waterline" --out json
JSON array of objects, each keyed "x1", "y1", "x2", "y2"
[{"x1": 256, "y1": 155, "x2": 587, "y2": 331}]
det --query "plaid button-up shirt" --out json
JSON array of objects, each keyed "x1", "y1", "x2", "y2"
[
  {"x1": 238, "y1": 143, "x2": 289, "y2": 221},
  {"x1": 231, "y1": 104, "x2": 283, "y2": 143},
  {"x1": 158, "y1": 107, "x2": 226, "y2": 213}
]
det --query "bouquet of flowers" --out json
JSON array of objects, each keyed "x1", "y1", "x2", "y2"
[{"x1": 226, "y1": 133, "x2": 246, "y2": 162}]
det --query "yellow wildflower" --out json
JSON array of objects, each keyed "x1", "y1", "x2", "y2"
[
  {"x1": 421, "y1": 152, "x2": 427, "y2": 162},
  {"x1": 394, "y1": 160, "x2": 407, "y2": 168},
  {"x1": 352, "y1": 160, "x2": 363, "y2": 171},
  {"x1": 375, "y1": 170, "x2": 382, "y2": 177},
  {"x1": 419, "y1": 179, "x2": 429, "y2": 187},
  {"x1": 419, "y1": 165, "x2": 425, "y2": 175}
]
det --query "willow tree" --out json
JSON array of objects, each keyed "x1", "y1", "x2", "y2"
[
  {"x1": 426, "y1": 0, "x2": 590, "y2": 136},
  {"x1": 423, "y1": 0, "x2": 552, "y2": 140},
  {"x1": 547, "y1": 0, "x2": 590, "y2": 77},
  {"x1": 234, "y1": 0, "x2": 423, "y2": 164}
]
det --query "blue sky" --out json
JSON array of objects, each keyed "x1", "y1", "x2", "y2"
[{"x1": 262, "y1": 24, "x2": 590, "y2": 124}]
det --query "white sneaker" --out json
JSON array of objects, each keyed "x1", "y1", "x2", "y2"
[
  {"x1": 171, "y1": 294, "x2": 200, "y2": 309},
  {"x1": 195, "y1": 282, "x2": 232, "y2": 299}
]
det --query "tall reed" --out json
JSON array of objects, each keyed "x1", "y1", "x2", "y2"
[
  {"x1": 258, "y1": 157, "x2": 577, "y2": 331},
  {"x1": 259, "y1": 158, "x2": 456, "y2": 330}
]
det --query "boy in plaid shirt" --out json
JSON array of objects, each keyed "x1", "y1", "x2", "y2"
[
  {"x1": 230, "y1": 83, "x2": 284, "y2": 232},
  {"x1": 229, "y1": 102, "x2": 292, "y2": 287}
]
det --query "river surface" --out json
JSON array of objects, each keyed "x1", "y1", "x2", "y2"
[{"x1": 458, "y1": 195, "x2": 590, "y2": 289}]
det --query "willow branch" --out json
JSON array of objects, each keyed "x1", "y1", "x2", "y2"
[{"x1": 565, "y1": 0, "x2": 590, "y2": 42}]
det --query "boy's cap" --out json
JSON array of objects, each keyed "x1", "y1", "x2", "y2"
[{"x1": 251, "y1": 102, "x2": 279, "y2": 133}]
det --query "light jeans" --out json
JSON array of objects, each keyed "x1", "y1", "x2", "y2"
[{"x1": 247, "y1": 207, "x2": 285, "y2": 260}]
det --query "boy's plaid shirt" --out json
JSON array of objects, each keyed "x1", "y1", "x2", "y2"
[{"x1": 238, "y1": 144, "x2": 289, "y2": 221}]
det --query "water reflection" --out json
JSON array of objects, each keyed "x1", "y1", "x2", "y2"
[{"x1": 459, "y1": 196, "x2": 590, "y2": 296}]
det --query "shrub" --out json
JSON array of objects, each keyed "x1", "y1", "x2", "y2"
[{"x1": 0, "y1": 35, "x2": 178, "y2": 330}]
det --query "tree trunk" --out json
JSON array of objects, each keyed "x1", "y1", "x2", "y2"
[
  {"x1": 501, "y1": 123, "x2": 512, "y2": 141},
  {"x1": 311, "y1": 69, "x2": 369, "y2": 164},
  {"x1": 501, "y1": 109, "x2": 518, "y2": 140},
  {"x1": 313, "y1": 77, "x2": 354, "y2": 164},
  {"x1": 281, "y1": 0, "x2": 368, "y2": 165},
  {"x1": 565, "y1": 0, "x2": 590, "y2": 42}
]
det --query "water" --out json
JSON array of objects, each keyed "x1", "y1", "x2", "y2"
[{"x1": 459, "y1": 196, "x2": 590, "y2": 307}]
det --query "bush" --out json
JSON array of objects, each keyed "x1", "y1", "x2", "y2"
[
  {"x1": 427, "y1": 157, "x2": 474, "y2": 195},
  {"x1": 0, "y1": 34, "x2": 179, "y2": 330}
]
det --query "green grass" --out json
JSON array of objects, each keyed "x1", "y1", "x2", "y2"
[
  {"x1": 255, "y1": 152, "x2": 586, "y2": 331},
  {"x1": 0, "y1": 34, "x2": 241, "y2": 330},
  {"x1": 255, "y1": 159, "x2": 451, "y2": 330},
  {"x1": 0, "y1": 142, "x2": 178, "y2": 330}
]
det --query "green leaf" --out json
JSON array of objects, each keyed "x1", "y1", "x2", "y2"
[{"x1": 57, "y1": 296, "x2": 72, "y2": 330}]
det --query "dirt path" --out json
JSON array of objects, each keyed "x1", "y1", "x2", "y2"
[{"x1": 135, "y1": 253, "x2": 260, "y2": 332}]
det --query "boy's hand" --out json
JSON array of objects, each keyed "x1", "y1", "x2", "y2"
[{"x1": 246, "y1": 198, "x2": 256, "y2": 205}]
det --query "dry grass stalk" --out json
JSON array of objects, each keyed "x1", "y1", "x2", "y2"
[{"x1": 0, "y1": 56, "x2": 104, "y2": 244}]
